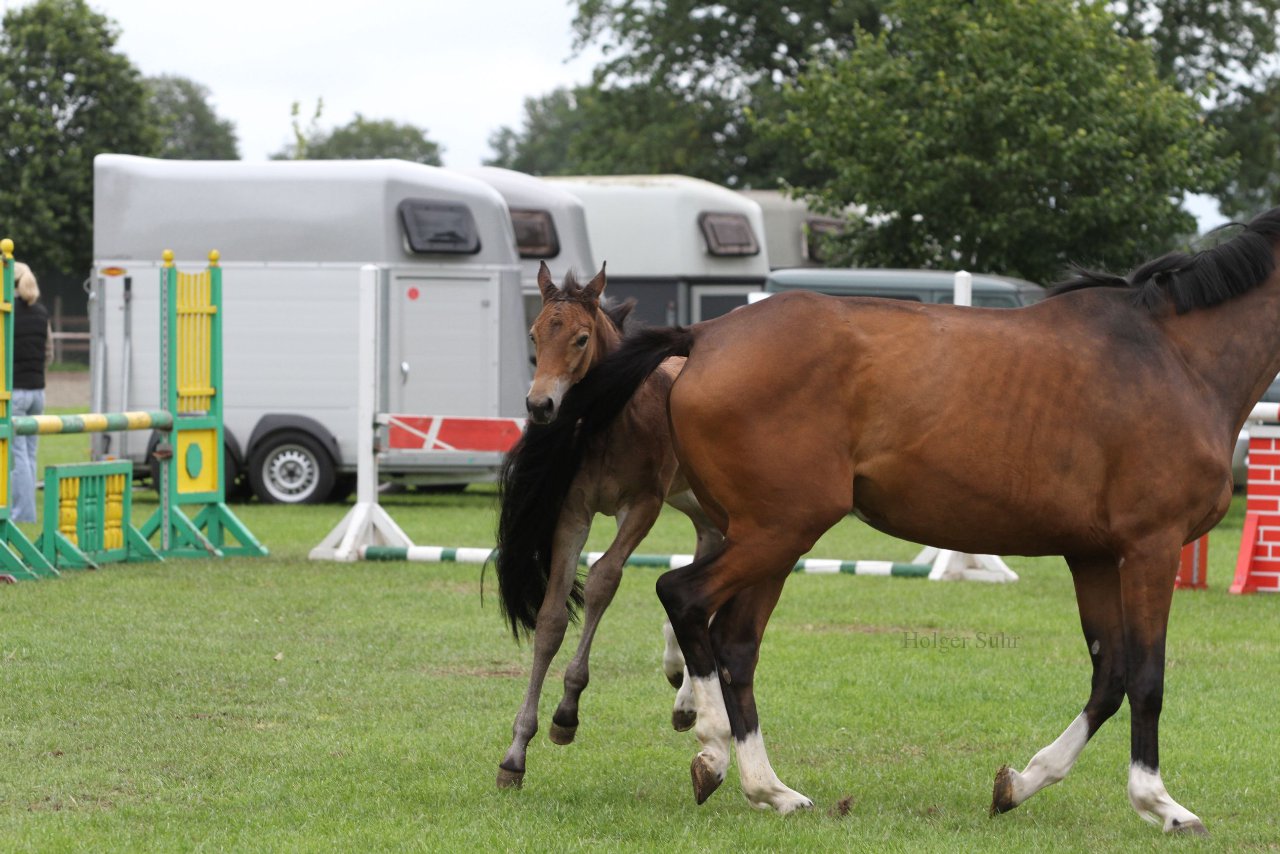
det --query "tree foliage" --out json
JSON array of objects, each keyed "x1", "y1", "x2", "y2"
[
  {"x1": 485, "y1": 83, "x2": 731, "y2": 179},
  {"x1": 147, "y1": 74, "x2": 239, "y2": 160},
  {"x1": 0, "y1": 0, "x2": 157, "y2": 275},
  {"x1": 1108, "y1": 0, "x2": 1280, "y2": 97},
  {"x1": 272, "y1": 111, "x2": 443, "y2": 165},
  {"x1": 1210, "y1": 74, "x2": 1280, "y2": 220},
  {"x1": 769, "y1": 0, "x2": 1230, "y2": 283}
]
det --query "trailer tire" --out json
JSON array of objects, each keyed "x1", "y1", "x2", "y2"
[{"x1": 248, "y1": 431, "x2": 335, "y2": 505}]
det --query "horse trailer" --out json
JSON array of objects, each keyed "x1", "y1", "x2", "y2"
[
  {"x1": 91, "y1": 154, "x2": 530, "y2": 503},
  {"x1": 547, "y1": 175, "x2": 771, "y2": 325}
]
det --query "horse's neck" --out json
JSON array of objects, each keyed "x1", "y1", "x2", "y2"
[
  {"x1": 1166, "y1": 252, "x2": 1280, "y2": 420},
  {"x1": 592, "y1": 308, "x2": 623, "y2": 363}
]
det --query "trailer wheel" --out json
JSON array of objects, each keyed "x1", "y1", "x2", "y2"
[{"x1": 248, "y1": 431, "x2": 335, "y2": 505}]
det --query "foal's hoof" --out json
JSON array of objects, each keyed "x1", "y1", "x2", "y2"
[
  {"x1": 548, "y1": 722, "x2": 577, "y2": 745},
  {"x1": 691, "y1": 754, "x2": 724, "y2": 805},
  {"x1": 671, "y1": 708, "x2": 696, "y2": 732},
  {"x1": 666, "y1": 670, "x2": 683, "y2": 690},
  {"x1": 990, "y1": 765, "x2": 1018, "y2": 815},
  {"x1": 496, "y1": 765, "x2": 525, "y2": 789},
  {"x1": 1168, "y1": 818, "x2": 1209, "y2": 837}
]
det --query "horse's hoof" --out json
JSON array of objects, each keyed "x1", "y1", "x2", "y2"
[
  {"x1": 548, "y1": 722, "x2": 577, "y2": 745},
  {"x1": 666, "y1": 670, "x2": 683, "y2": 689},
  {"x1": 691, "y1": 754, "x2": 724, "y2": 805},
  {"x1": 990, "y1": 765, "x2": 1018, "y2": 815},
  {"x1": 496, "y1": 766, "x2": 525, "y2": 789},
  {"x1": 1168, "y1": 818, "x2": 1209, "y2": 837},
  {"x1": 671, "y1": 708, "x2": 696, "y2": 731}
]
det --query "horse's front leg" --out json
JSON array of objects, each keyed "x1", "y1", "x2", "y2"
[
  {"x1": 496, "y1": 510, "x2": 591, "y2": 789},
  {"x1": 550, "y1": 497, "x2": 664, "y2": 744},
  {"x1": 992, "y1": 554, "x2": 1126, "y2": 812}
]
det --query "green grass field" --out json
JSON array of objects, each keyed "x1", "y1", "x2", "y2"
[{"x1": 1, "y1": 429, "x2": 1277, "y2": 850}]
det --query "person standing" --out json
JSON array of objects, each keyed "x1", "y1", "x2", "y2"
[{"x1": 11, "y1": 260, "x2": 49, "y2": 523}]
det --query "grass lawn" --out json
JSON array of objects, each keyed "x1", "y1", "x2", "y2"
[{"x1": 1, "y1": 428, "x2": 1277, "y2": 850}]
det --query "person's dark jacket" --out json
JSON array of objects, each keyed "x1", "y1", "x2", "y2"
[{"x1": 13, "y1": 298, "x2": 48, "y2": 391}]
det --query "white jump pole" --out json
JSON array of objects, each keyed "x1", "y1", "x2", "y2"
[
  {"x1": 910, "y1": 270, "x2": 1019, "y2": 583},
  {"x1": 310, "y1": 265, "x2": 414, "y2": 561}
]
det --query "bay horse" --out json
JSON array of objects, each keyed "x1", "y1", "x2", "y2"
[
  {"x1": 536, "y1": 208, "x2": 1280, "y2": 833},
  {"x1": 493, "y1": 262, "x2": 722, "y2": 789}
]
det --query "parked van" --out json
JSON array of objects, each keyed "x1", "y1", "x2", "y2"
[
  {"x1": 765, "y1": 268, "x2": 1046, "y2": 307},
  {"x1": 548, "y1": 175, "x2": 771, "y2": 325},
  {"x1": 737, "y1": 189, "x2": 843, "y2": 269},
  {"x1": 91, "y1": 154, "x2": 528, "y2": 503}
]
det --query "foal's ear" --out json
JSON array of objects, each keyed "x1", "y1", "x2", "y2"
[
  {"x1": 583, "y1": 262, "x2": 607, "y2": 302},
  {"x1": 536, "y1": 261, "x2": 557, "y2": 303}
]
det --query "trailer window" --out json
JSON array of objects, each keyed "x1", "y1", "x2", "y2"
[
  {"x1": 398, "y1": 199, "x2": 480, "y2": 254},
  {"x1": 804, "y1": 217, "x2": 843, "y2": 264},
  {"x1": 698, "y1": 212, "x2": 760, "y2": 257},
  {"x1": 510, "y1": 209, "x2": 560, "y2": 259}
]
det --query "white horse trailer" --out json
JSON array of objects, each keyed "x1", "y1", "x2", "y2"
[
  {"x1": 547, "y1": 175, "x2": 771, "y2": 325},
  {"x1": 91, "y1": 154, "x2": 527, "y2": 503},
  {"x1": 737, "y1": 189, "x2": 844, "y2": 269},
  {"x1": 461, "y1": 167, "x2": 596, "y2": 324}
]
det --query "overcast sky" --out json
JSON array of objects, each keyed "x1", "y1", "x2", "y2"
[{"x1": 82, "y1": 0, "x2": 603, "y2": 167}]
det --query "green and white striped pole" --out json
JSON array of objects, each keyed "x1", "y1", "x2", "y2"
[{"x1": 360, "y1": 545, "x2": 931, "y2": 578}]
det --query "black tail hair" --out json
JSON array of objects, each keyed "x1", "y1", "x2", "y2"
[{"x1": 493, "y1": 325, "x2": 696, "y2": 639}]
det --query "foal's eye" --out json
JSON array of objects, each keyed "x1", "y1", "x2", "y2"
[{"x1": 575, "y1": 334, "x2": 589, "y2": 348}]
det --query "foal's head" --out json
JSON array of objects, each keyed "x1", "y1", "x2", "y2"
[{"x1": 525, "y1": 261, "x2": 619, "y2": 424}]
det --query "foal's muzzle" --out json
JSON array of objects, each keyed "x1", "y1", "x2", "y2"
[{"x1": 526, "y1": 396, "x2": 555, "y2": 424}]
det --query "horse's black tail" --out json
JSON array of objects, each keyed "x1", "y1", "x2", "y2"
[{"x1": 493, "y1": 325, "x2": 696, "y2": 639}]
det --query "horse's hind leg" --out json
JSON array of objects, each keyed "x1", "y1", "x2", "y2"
[
  {"x1": 657, "y1": 531, "x2": 824, "y2": 811},
  {"x1": 1117, "y1": 539, "x2": 1206, "y2": 835},
  {"x1": 550, "y1": 496, "x2": 665, "y2": 745},
  {"x1": 708, "y1": 575, "x2": 813, "y2": 813},
  {"x1": 496, "y1": 510, "x2": 591, "y2": 789},
  {"x1": 992, "y1": 554, "x2": 1126, "y2": 813},
  {"x1": 665, "y1": 490, "x2": 725, "y2": 732}
]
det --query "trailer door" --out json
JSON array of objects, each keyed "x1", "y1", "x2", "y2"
[{"x1": 387, "y1": 270, "x2": 499, "y2": 416}]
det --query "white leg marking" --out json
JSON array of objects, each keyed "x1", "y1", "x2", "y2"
[
  {"x1": 736, "y1": 730, "x2": 813, "y2": 813},
  {"x1": 690, "y1": 675, "x2": 731, "y2": 780},
  {"x1": 1128, "y1": 763, "x2": 1202, "y2": 832},
  {"x1": 1006, "y1": 713, "x2": 1091, "y2": 806}
]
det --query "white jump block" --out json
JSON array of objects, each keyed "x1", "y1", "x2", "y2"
[{"x1": 913, "y1": 546, "x2": 1019, "y2": 583}]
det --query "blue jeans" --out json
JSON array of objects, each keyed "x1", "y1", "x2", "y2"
[{"x1": 10, "y1": 388, "x2": 43, "y2": 523}]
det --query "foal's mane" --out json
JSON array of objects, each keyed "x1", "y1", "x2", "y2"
[
  {"x1": 1050, "y1": 206, "x2": 1280, "y2": 313},
  {"x1": 552, "y1": 270, "x2": 636, "y2": 333}
]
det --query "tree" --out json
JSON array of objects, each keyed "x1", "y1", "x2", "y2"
[
  {"x1": 272, "y1": 111, "x2": 443, "y2": 164},
  {"x1": 1108, "y1": 0, "x2": 1280, "y2": 97},
  {"x1": 147, "y1": 74, "x2": 239, "y2": 160},
  {"x1": 1210, "y1": 74, "x2": 1280, "y2": 220},
  {"x1": 540, "y1": 1, "x2": 886, "y2": 186},
  {"x1": 768, "y1": 0, "x2": 1230, "y2": 283},
  {"x1": 485, "y1": 83, "x2": 732, "y2": 179},
  {"x1": 0, "y1": 0, "x2": 157, "y2": 275}
]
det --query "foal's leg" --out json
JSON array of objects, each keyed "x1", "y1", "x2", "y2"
[
  {"x1": 665, "y1": 490, "x2": 725, "y2": 732},
  {"x1": 496, "y1": 510, "x2": 591, "y2": 789},
  {"x1": 550, "y1": 496, "x2": 665, "y2": 744},
  {"x1": 1117, "y1": 540, "x2": 1206, "y2": 835},
  {"x1": 992, "y1": 554, "x2": 1126, "y2": 813}
]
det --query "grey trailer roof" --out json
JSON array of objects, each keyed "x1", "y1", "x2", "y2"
[
  {"x1": 94, "y1": 154, "x2": 518, "y2": 266},
  {"x1": 767, "y1": 267, "x2": 1044, "y2": 294},
  {"x1": 547, "y1": 175, "x2": 771, "y2": 277},
  {"x1": 460, "y1": 166, "x2": 596, "y2": 280}
]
